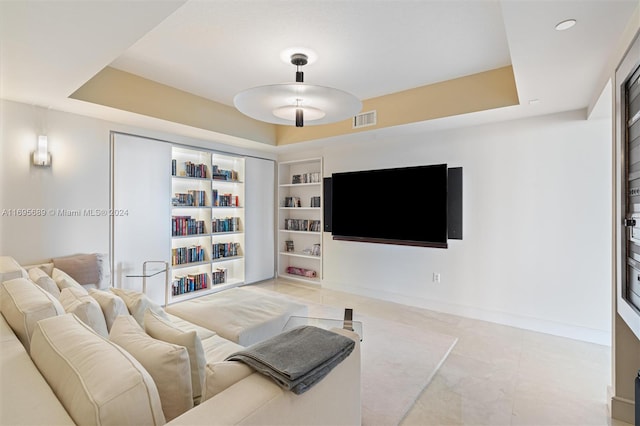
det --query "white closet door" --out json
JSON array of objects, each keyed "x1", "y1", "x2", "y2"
[
  {"x1": 111, "y1": 133, "x2": 171, "y2": 304},
  {"x1": 244, "y1": 156, "x2": 275, "y2": 283}
]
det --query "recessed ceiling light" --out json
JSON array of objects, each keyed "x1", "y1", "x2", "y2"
[{"x1": 555, "y1": 19, "x2": 576, "y2": 31}]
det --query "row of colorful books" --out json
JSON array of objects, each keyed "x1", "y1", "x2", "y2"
[
  {"x1": 172, "y1": 160, "x2": 208, "y2": 178},
  {"x1": 172, "y1": 216, "x2": 206, "y2": 236},
  {"x1": 172, "y1": 190, "x2": 207, "y2": 207},
  {"x1": 284, "y1": 219, "x2": 321, "y2": 232},
  {"x1": 213, "y1": 190, "x2": 239, "y2": 207},
  {"x1": 172, "y1": 245, "x2": 206, "y2": 266},
  {"x1": 213, "y1": 242, "x2": 241, "y2": 259},
  {"x1": 212, "y1": 217, "x2": 240, "y2": 233},
  {"x1": 172, "y1": 272, "x2": 208, "y2": 295},
  {"x1": 212, "y1": 165, "x2": 239, "y2": 181}
]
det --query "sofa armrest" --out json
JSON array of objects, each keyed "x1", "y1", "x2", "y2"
[
  {"x1": 0, "y1": 314, "x2": 75, "y2": 425},
  {"x1": 168, "y1": 329, "x2": 361, "y2": 425}
]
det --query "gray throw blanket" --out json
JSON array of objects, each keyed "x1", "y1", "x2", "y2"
[{"x1": 225, "y1": 325, "x2": 355, "y2": 395}]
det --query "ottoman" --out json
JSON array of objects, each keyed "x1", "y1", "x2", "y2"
[{"x1": 166, "y1": 286, "x2": 308, "y2": 346}]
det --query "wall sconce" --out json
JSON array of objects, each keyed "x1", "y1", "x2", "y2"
[{"x1": 32, "y1": 135, "x2": 51, "y2": 167}]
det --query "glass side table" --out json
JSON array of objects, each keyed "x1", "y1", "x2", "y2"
[
  {"x1": 125, "y1": 261, "x2": 170, "y2": 307},
  {"x1": 283, "y1": 314, "x2": 363, "y2": 341}
]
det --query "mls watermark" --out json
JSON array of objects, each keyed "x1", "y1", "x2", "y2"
[{"x1": 1, "y1": 208, "x2": 129, "y2": 217}]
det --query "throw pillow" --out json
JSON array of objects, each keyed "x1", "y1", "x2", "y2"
[
  {"x1": 109, "y1": 315, "x2": 193, "y2": 420},
  {"x1": 59, "y1": 287, "x2": 108, "y2": 337},
  {"x1": 52, "y1": 253, "x2": 99, "y2": 286},
  {"x1": 89, "y1": 289, "x2": 128, "y2": 332},
  {"x1": 28, "y1": 267, "x2": 61, "y2": 299},
  {"x1": 144, "y1": 309, "x2": 206, "y2": 405},
  {"x1": 110, "y1": 287, "x2": 169, "y2": 327},
  {"x1": 31, "y1": 313, "x2": 165, "y2": 426},
  {"x1": 0, "y1": 278, "x2": 65, "y2": 353},
  {"x1": 52, "y1": 268, "x2": 88, "y2": 294}
]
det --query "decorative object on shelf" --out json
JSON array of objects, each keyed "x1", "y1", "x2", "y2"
[
  {"x1": 286, "y1": 266, "x2": 317, "y2": 278},
  {"x1": 233, "y1": 53, "x2": 361, "y2": 127},
  {"x1": 32, "y1": 135, "x2": 51, "y2": 167}
]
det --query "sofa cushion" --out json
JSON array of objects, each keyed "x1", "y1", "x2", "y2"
[
  {"x1": 110, "y1": 287, "x2": 169, "y2": 327},
  {"x1": 28, "y1": 267, "x2": 61, "y2": 298},
  {"x1": 144, "y1": 309, "x2": 206, "y2": 405},
  {"x1": 24, "y1": 261, "x2": 54, "y2": 276},
  {"x1": 52, "y1": 253, "x2": 99, "y2": 286},
  {"x1": 0, "y1": 278, "x2": 65, "y2": 352},
  {"x1": 52, "y1": 267, "x2": 88, "y2": 294},
  {"x1": 109, "y1": 315, "x2": 194, "y2": 421},
  {"x1": 30, "y1": 313, "x2": 166, "y2": 426},
  {"x1": 203, "y1": 361, "x2": 253, "y2": 401},
  {"x1": 59, "y1": 287, "x2": 108, "y2": 337},
  {"x1": 89, "y1": 288, "x2": 128, "y2": 332}
]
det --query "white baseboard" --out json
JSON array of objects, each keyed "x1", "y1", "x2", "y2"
[
  {"x1": 322, "y1": 281, "x2": 611, "y2": 346},
  {"x1": 610, "y1": 394, "x2": 635, "y2": 425}
]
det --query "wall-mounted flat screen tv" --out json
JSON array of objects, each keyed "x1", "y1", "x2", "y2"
[{"x1": 331, "y1": 163, "x2": 448, "y2": 248}]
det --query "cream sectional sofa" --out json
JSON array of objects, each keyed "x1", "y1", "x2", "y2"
[{"x1": 0, "y1": 256, "x2": 361, "y2": 425}]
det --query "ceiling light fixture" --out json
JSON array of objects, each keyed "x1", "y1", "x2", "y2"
[
  {"x1": 555, "y1": 19, "x2": 576, "y2": 31},
  {"x1": 233, "y1": 53, "x2": 362, "y2": 127}
]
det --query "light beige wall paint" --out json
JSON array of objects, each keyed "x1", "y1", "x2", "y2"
[
  {"x1": 70, "y1": 67, "x2": 277, "y2": 146},
  {"x1": 276, "y1": 66, "x2": 519, "y2": 145}
]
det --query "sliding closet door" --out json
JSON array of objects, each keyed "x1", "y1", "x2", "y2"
[
  {"x1": 244, "y1": 156, "x2": 276, "y2": 283},
  {"x1": 111, "y1": 133, "x2": 171, "y2": 304}
]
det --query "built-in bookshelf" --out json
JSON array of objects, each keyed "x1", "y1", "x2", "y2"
[
  {"x1": 171, "y1": 147, "x2": 245, "y2": 303},
  {"x1": 277, "y1": 158, "x2": 323, "y2": 284}
]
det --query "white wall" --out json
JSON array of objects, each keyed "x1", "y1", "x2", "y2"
[
  {"x1": 286, "y1": 109, "x2": 613, "y2": 344},
  {"x1": 0, "y1": 99, "x2": 276, "y2": 266}
]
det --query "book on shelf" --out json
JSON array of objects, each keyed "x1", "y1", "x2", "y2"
[
  {"x1": 172, "y1": 272, "x2": 208, "y2": 295},
  {"x1": 172, "y1": 215, "x2": 207, "y2": 236},
  {"x1": 285, "y1": 240, "x2": 294, "y2": 252},
  {"x1": 310, "y1": 196, "x2": 321, "y2": 207},
  {"x1": 212, "y1": 267, "x2": 227, "y2": 284},
  {"x1": 176, "y1": 161, "x2": 208, "y2": 178},
  {"x1": 172, "y1": 245, "x2": 205, "y2": 266},
  {"x1": 212, "y1": 165, "x2": 239, "y2": 181},
  {"x1": 283, "y1": 219, "x2": 321, "y2": 232},
  {"x1": 283, "y1": 196, "x2": 301, "y2": 207},
  {"x1": 214, "y1": 191, "x2": 239, "y2": 207},
  {"x1": 212, "y1": 216, "x2": 240, "y2": 233},
  {"x1": 172, "y1": 190, "x2": 206, "y2": 207},
  {"x1": 212, "y1": 242, "x2": 241, "y2": 259},
  {"x1": 291, "y1": 172, "x2": 321, "y2": 184}
]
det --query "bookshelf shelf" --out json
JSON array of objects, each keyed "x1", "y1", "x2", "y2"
[
  {"x1": 277, "y1": 158, "x2": 323, "y2": 285},
  {"x1": 171, "y1": 147, "x2": 245, "y2": 303}
]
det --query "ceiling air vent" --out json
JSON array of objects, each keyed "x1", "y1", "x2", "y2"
[{"x1": 353, "y1": 110, "x2": 377, "y2": 129}]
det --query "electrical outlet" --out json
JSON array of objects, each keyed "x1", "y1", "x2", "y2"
[{"x1": 432, "y1": 273, "x2": 441, "y2": 283}]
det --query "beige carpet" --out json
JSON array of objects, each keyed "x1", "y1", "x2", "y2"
[{"x1": 299, "y1": 300, "x2": 458, "y2": 426}]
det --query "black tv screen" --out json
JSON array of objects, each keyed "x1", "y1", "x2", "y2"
[{"x1": 331, "y1": 164, "x2": 448, "y2": 248}]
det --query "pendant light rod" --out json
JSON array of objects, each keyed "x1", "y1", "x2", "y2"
[{"x1": 292, "y1": 53, "x2": 307, "y2": 84}]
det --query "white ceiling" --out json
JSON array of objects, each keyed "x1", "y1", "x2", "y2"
[{"x1": 0, "y1": 0, "x2": 637, "y2": 149}]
